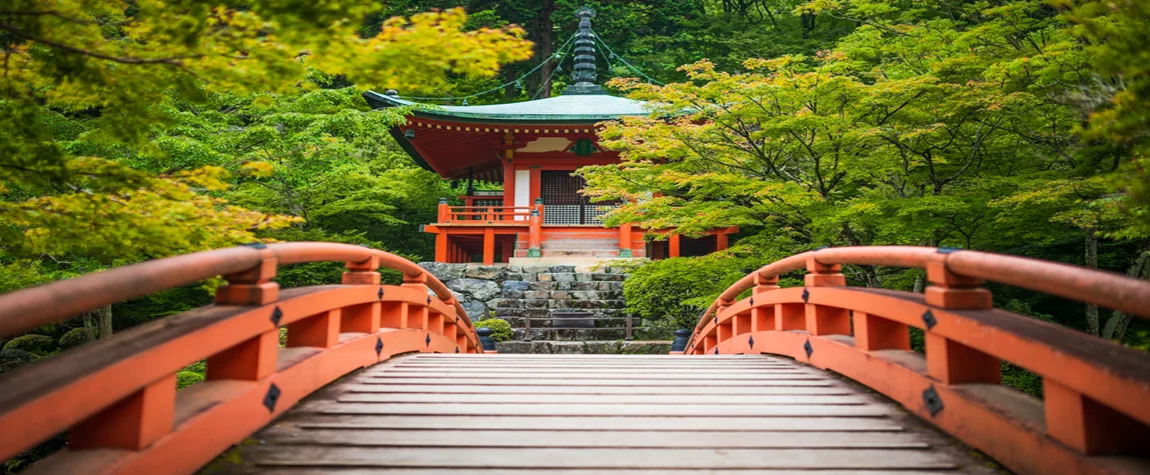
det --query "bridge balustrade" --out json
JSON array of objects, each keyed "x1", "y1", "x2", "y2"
[
  {"x1": 0, "y1": 242, "x2": 480, "y2": 474},
  {"x1": 680, "y1": 246, "x2": 1150, "y2": 474}
]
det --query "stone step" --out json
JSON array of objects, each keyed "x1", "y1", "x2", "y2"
[
  {"x1": 493, "y1": 314, "x2": 633, "y2": 328},
  {"x1": 542, "y1": 250, "x2": 620, "y2": 257},
  {"x1": 513, "y1": 327, "x2": 633, "y2": 341},
  {"x1": 493, "y1": 340, "x2": 671, "y2": 354},
  {"x1": 493, "y1": 298, "x2": 626, "y2": 310}
]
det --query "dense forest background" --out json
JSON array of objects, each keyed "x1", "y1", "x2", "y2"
[{"x1": 1, "y1": 0, "x2": 1148, "y2": 434}]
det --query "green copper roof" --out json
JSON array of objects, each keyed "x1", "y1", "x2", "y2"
[{"x1": 363, "y1": 90, "x2": 651, "y2": 123}]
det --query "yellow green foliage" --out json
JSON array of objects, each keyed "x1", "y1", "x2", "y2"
[{"x1": 475, "y1": 318, "x2": 512, "y2": 342}]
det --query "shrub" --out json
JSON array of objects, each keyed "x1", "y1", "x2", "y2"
[
  {"x1": 2, "y1": 334, "x2": 55, "y2": 355},
  {"x1": 177, "y1": 371, "x2": 205, "y2": 389},
  {"x1": 623, "y1": 255, "x2": 762, "y2": 334},
  {"x1": 58, "y1": 328, "x2": 91, "y2": 349},
  {"x1": 0, "y1": 349, "x2": 38, "y2": 374},
  {"x1": 475, "y1": 318, "x2": 512, "y2": 342}
]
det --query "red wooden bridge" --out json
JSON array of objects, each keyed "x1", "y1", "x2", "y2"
[{"x1": 0, "y1": 243, "x2": 1148, "y2": 474}]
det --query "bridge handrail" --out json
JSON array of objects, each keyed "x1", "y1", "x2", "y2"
[
  {"x1": 0, "y1": 242, "x2": 470, "y2": 339},
  {"x1": 684, "y1": 245, "x2": 1150, "y2": 474},
  {"x1": 698, "y1": 246, "x2": 1150, "y2": 334},
  {"x1": 0, "y1": 242, "x2": 481, "y2": 473}
]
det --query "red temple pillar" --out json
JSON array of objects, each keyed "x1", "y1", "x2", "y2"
[
  {"x1": 503, "y1": 160, "x2": 515, "y2": 210},
  {"x1": 716, "y1": 232, "x2": 728, "y2": 252},
  {"x1": 435, "y1": 231, "x2": 447, "y2": 262},
  {"x1": 669, "y1": 234, "x2": 681, "y2": 258},
  {"x1": 482, "y1": 227, "x2": 495, "y2": 265},
  {"x1": 619, "y1": 223, "x2": 633, "y2": 258}
]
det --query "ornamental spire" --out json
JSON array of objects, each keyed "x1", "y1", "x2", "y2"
[{"x1": 564, "y1": 7, "x2": 605, "y2": 95}]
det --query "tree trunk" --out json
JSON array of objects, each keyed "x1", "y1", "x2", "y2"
[
  {"x1": 1103, "y1": 249, "x2": 1150, "y2": 342},
  {"x1": 526, "y1": 0, "x2": 556, "y2": 99},
  {"x1": 96, "y1": 305, "x2": 113, "y2": 339},
  {"x1": 82, "y1": 313, "x2": 95, "y2": 341},
  {"x1": 1084, "y1": 228, "x2": 1099, "y2": 335}
]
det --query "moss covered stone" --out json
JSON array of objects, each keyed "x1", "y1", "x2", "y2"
[
  {"x1": 3, "y1": 334, "x2": 55, "y2": 355},
  {"x1": 0, "y1": 349, "x2": 38, "y2": 374},
  {"x1": 58, "y1": 328, "x2": 91, "y2": 349}
]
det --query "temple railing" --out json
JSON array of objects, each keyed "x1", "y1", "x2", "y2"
[
  {"x1": 0, "y1": 242, "x2": 480, "y2": 474},
  {"x1": 678, "y1": 246, "x2": 1150, "y2": 475},
  {"x1": 438, "y1": 204, "x2": 536, "y2": 225}
]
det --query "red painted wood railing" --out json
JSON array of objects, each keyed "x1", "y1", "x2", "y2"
[
  {"x1": 677, "y1": 246, "x2": 1150, "y2": 474},
  {"x1": 0, "y1": 242, "x2": 480, "y2": 474},
  {"x1": 438, "y1": 205, "x2": 533, "y2": 224}
]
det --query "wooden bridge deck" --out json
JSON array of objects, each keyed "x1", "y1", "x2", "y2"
[{"x1": 209, "y1": 354, "x2": 998, "y2": 474}]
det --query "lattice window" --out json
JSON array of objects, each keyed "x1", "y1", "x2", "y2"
[{"x1": 540, "y1": 171, "x2": 619, "y2": 225}]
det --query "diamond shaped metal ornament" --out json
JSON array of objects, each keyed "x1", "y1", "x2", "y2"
[
  {"x1": 427, "y1": 296, "x2": 432, "y2": 305},
  {"x1": 269, "y1": 306, "x2": 283, "y2": 326},
  {"x1": 425, "y1": 334, "x2": 432, "y2": 347},
  {"x1": 714, "y1": 347, "x2": 719, "y2": 355},
  {"x1": 750, "y1": 297, "x2": 754, "y2": 306},
  {"x1": 377, "y1": 287, "x2": 384, "y2": 300},
  {"x1": 748, "y1": 335, "x2": 755, "y2": 349},
  {"x1": 922, "y1": 309, "x2": 938, "y2": 330},
  {"x1": 923, "y1": 386, "x2": 944, "y2": 417},
  {"x1": 262, "y1": 383, "x2": 281, "y2": 413},
  {"x1": 803, "y1": 339, "x2": 813, "y2": 358},
  {"x1": 802, "y1": 288, "x2": 810, "y2": 302},
  {"x1": 375, "y1": 337, "x2": 384, "y2": 356}
]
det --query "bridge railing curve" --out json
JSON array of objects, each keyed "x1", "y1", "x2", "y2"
[
  {"x1": 0, "y1": 242, "x2": 480, "y2": 474},
  {"x1": 679, "y1": 246, "x2": 1150, "y2": 474}
]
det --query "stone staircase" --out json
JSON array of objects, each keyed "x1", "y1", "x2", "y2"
[
  {"x1": 418, "y1": 262, "x2": 633, "y2": 342},
  {"x1": 494, "y1": 264, "x2": 629, "y2": 340}
]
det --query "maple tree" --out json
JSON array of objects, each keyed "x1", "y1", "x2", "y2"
[
  {"x1": 581, "y1": 0, "x2": 1149, "y2": 339},
  {"x1": 0, "y1": 2, "x2": 531, "y2": 341}
]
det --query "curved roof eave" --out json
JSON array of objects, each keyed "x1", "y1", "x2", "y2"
[{"x1": 362, "y1": 90, "x2": 653, "y2": 124}]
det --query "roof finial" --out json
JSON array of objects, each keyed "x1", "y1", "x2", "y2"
[{"x1": 564, "y1": 7, "x2": 605, "y2": 95}]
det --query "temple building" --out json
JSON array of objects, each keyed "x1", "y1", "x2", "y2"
[{"x1": 364, "y1": 9, "x2": 736, "y2": 265}]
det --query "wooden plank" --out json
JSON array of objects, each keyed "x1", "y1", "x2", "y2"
[
  {"x1": 390, "y1": 363, "x2": 797, "y2": 370},
  {"x1": 359, "y1": 372, "x2": 826, "y2": 380},
  {"x1": 335, "y1": 393, "x2": 868, "y2": 405},
  {"x1": 294, "y1": 401, "x2": 891, "y2": 417},
  {"x1": 376, "y1": 368, "x2": 812, "y2": 375},
  {"x1": 285, "y1": 415, "x2": 905, "y2": 431},
  {"x1": 336, "y1": 384, "x2": 852, "y2": 395},
  {"x1": 243, "y1": 447, "x2": 956, "y2": 469},
  {"x1": 347, "y1": 378, "x2": 833, "y2": 387},
  {"x1": 234, "y1": 469, "x2": 956, "y2": 475},
  {"x1": 260, "y1": 428, "x2": 928, "y2": 449}
]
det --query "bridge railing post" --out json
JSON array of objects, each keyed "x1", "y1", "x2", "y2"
[
  {"x1": 69, "y1": 374, "x2": 178, "y2": 451},
  {"x1": 210, "y1": 247, "x2": 281, "y2": 381},
  {"x1": 402, "y1": 272, "x2": 431, "y2": 331},
  {"x1": 215, "y1": 245, "x2": 279, "y2": 306},
  {"x1": 751, "y1": 273, "x2": 779, "y2": 333},
  {"x1": 922, "y1": 252, "x2": 1000, "y2": 386},
  {"x1": 804, "y1": 257, "x2": 849, "y2": 336}
]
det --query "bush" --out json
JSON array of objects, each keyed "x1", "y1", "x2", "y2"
[
  {"x1": 2, "y1": 334, "x2": 55, "y2": 355},
  {"x1": 58, "y1": 328, "x2": 91, "y2": 349},
  {"x1": 623, "y1": 255, "x2": 762, "y2": 335},
  {"x1": 0, "y1": 349, "x2": 38, "y2": 374},
  {"x1": 475, "y1": 318, "x2": 512, "y2": 342},
  {"x1": 177, "y1": 371, "x2": 204, "y2": 389}
]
